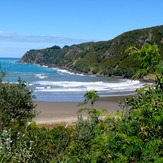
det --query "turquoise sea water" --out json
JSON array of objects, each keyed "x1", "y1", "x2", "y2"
[{"x1": 0, "y1": 58, "x2": 145, "y2": 102}]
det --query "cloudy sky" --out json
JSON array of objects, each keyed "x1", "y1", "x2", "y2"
[{"x1": 0, "y1": 0, "x2": 163, "y2": 57}]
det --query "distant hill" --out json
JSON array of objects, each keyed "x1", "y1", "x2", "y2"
[{"x1": 19, "y1": 25, "x2": 163, "y2": 78}]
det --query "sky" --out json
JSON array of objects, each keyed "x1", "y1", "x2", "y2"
[{"x1": 0, "y1": 0, "x2": 163, "y2": 58}]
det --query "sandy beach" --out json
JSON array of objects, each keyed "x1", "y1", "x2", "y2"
[{"x1": 33, "y1": 96, "x2": 129, "y2": 125}]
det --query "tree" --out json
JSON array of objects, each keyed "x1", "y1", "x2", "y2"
[
  {"x1": 0, "y1": 79, "x2": 36, "y2": 132},
  {"x1": 82, "y1": 90, "x2": 99, "y2": 107},
  {"x1": 125, "y1": 43, "x2": 161, "y2": 78}
]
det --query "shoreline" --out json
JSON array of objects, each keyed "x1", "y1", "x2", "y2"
[
  {"x1": 33, "y1": 95, "x2": 132, "y2": 125},
  {"x1": 20, "y1": 61, "x2": 155, "y2": 82}
]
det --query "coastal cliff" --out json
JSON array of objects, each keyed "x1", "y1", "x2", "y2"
[{"x1": 19, "y1": 25, "x2": 163, "y2": 78}]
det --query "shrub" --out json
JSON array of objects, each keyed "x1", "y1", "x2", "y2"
[{"x1": 0, "y1": 79, "x2": 36, "y2": 132}]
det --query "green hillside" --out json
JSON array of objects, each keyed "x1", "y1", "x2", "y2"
[{"x1": 19, "y1": 25, "x2": 163, "y2": 78}]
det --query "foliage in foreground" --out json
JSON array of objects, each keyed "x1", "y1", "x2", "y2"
[
  {"x1": 0, "y1": 78, "x2": 162, "y2": 162},
  {"x1": 57, "y1": 79, "x2": 163, "y2": 162},
  {"x1": 0, "y1": 79, "x2": 36, "y2": 132}
]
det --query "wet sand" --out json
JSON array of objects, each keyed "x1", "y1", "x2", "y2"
[{"x1": 33, "y1": 96, "x2": 130, "y2": 124}]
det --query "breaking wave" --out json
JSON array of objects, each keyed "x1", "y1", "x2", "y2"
[{"x1": 31, "y1": 79, "x2": 144, "y2": 94}]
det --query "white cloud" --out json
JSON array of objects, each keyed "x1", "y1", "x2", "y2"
[
  {"x1": 0, "y1": 32, "x2": 90, "y2": 45},
  {"x1": 0, "y1": 30, "x2": 16, "y2": 35}
]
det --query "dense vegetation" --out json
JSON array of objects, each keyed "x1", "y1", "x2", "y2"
[
  {"x1": 19, "y1": 25, "x2": 163, "y2": 78},
  {"x1": 0, "y1": 44, "x2": 163, "y2": 162}
]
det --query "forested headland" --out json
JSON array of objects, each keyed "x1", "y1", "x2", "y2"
[{"x1": 19, "y1": 25, "x2": 163, "y2": 78}]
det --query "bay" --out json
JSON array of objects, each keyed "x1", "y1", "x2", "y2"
[{"x1": 0, "y1": 58, "x2": 145, "y2": 102}]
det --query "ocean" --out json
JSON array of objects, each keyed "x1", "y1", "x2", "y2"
[{"x1": 0, "y1": 58, "x2": 145, "y2": 102}]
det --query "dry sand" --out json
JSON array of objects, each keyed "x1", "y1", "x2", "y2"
[{"x1": 33, "y1": 96, "x2": 129, "y2": 124}]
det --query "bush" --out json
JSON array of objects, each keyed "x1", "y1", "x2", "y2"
[{"x1": 0, "y1": 79, "x2": 36, "y2": 132}]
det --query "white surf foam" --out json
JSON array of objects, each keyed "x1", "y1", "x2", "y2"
[
  {"x1": 52, "y1": 67, "x2": 85, "y2": 76},
  {"x1": 32, "y1": 79, "x2": 145, "y2": 94},
  {"x1": 35, "y1": 74, "x2": 48, "y2": 79}
]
